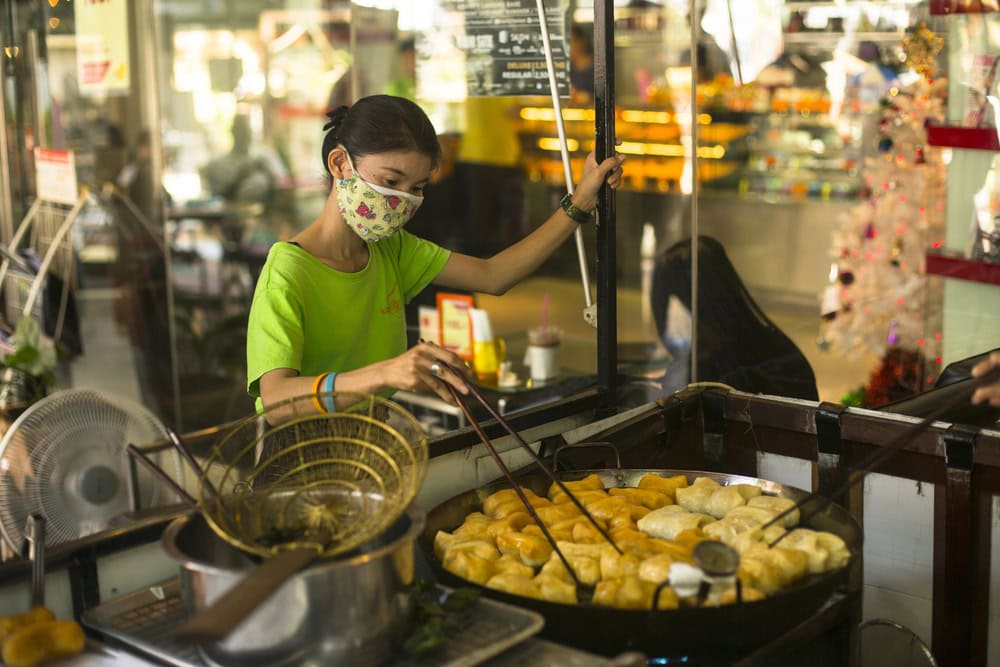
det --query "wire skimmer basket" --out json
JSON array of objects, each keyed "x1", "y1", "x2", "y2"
[{"x1": 198, "y1": 392, "x2": 428, "y2": 559}]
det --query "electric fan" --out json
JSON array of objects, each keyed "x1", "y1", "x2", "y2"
[{"x1": 0, "y1": 388, "x2": 176, "y2": 554}]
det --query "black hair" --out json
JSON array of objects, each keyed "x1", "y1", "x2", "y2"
[
  {"x1": 321, "y1": 94, "x2": 440, "y2": 176},
  {"x1": 650, "y1": 236, "x2": 819, "y2": 401}
]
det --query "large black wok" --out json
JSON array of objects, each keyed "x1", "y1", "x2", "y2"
[{"x1": 421, "y1": 468, "x2": 862, "y2": 662}]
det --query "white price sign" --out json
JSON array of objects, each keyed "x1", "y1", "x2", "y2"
[{"x1": 34, "y1": 149, "x2": 78, "y2": 205}]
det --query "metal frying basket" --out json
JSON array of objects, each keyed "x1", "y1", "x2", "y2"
[{"x1": 198, "y1": 392, "x2": 428, "y2": 559}]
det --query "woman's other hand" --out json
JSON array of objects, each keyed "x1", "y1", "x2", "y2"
[
  {"x1": 570, "y1": 149, "x2": 626, "y2": 214},
  {"x1": 971, "y1": 350, "x2": 1000, "y2": 407},
  {"x1": 382, "y1": 341, "x2": 476, "y2": 405}
]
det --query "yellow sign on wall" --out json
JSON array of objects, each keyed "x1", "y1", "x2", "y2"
[{"x1": 74, "y1": 0, "x2": 130, "y2": 96}]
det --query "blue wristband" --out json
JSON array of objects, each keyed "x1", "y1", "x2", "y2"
[{"x1": 323, "y1": 372, "x2": 337, "y2": 412}]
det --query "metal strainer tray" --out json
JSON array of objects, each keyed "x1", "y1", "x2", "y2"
[{"x1": 82, "y1": 579, "x2": 547, "y2": 667}]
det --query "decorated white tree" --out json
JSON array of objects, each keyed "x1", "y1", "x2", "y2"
[{"x1": 819, "y1": 25, "x2": 948, "y2": 404}]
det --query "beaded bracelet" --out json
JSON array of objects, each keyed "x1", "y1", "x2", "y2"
[
  {"x1": 323, "y1": 372, "x2": 337, "y2": 413},
  {"x1": 311, "y1": 372, "x2": 330, "y2": 414}
]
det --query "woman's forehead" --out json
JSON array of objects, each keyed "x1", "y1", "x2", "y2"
[{"x1": 358, "y1": 150, "x2": 432, "y2": 175}]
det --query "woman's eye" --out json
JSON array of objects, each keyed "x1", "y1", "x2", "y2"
[{"x1": 384, "y1": 180, "x2": 398, "y2": 188}]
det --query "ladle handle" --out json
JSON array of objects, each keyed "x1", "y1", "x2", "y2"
[{"x1": 173, "y1": 548, "x2": 318, "y2": 644}]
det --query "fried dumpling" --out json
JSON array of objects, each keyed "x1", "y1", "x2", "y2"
[
  {"x1": 777, "y1": 528, "x2": 851, "y2": 573},
  {"x1": 434, "y1": 531, "x2": 500, "y2": 561},
  {"x1": 742, "y1": 543, "x2": 809, "y2": 589},
  {"x1": 452, "y1": 518, "x2": 493, "y2": 542},
  {"x1": 443, "y1": 550, "x2": 497, "y2": 585},
  {"x1": 551, "y1": 489, "x2": 609, "y2": 507},
  {"x1": 581, "y1": 495, "x2": 630, "y2": 521},
  {"x1": 485, "y1": 572, "x2": 542, "y2": 599},
  {"x1": 486, "y1": 511, "x2": 535, "y2": 539},
  {"x1": 815, "y1": 531, "x2": 851, "y2": 570},
  {"x1": 608, "y1": 487, "x2": 672, "y2": 509},
  {"x1": 534, "y1": 572, "x2": 578, "y2": 604},
  {"x1": 637, "y1": 553, "x2": 675, "y2": 585},
  {"x1": 675, "y1": 476, "x2": 721, "y2": 515},
  {"x1": 637, "y1": 505, "x2": 714, "y2": 540},
  {"x1": 705, "y1": 484, "x2": 762, "y2": 518},
  {"x1": 637, "y1": 473, "x2": 689, "y2": 501},
  {"x1": 747, "y1": 495, "x2": 798, "y2": 527},
  {"x1": 548, "y1": 473, "x2": 605, "y2": 501},
  {"x1": 593, "y1": 575, "x2": 679, "y2": 610},
  {"x1": 496, "y1": 531, "x2": 554, "y2": 567},
  {"x1": 600, "y1": 544, "x2": 642, "y2": 580},
  {"x1": 533, "y1": 502, "x2": 583, "y2": 525},
  {"x1": 482, "y1": 487, "x2": 550, "y2": 517},
  {"x1": 724, "y1": 505, "x2": 779, "y2": 526},
  {"x1": 493, "y1": 553, "x2": 536, "y2": 578},
  {"x1": 540, "y1": 551, "x2": 602, "y2": 586}
]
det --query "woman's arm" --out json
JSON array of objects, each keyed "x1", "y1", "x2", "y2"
[
  {"x1": 435, "y1": 151, "x2": 625, "y2": 295},
  {"x1": 258, "y1": 342, "x2": 474, "y2": 420}
]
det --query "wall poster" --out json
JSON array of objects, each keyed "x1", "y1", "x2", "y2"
[{"x1": 442, "y1": 0, "x2": 569, "y2": 97}]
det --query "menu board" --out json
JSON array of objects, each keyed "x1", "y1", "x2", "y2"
[{"x1": 443, "y1": 0, "x2": 569, "y2": 97}]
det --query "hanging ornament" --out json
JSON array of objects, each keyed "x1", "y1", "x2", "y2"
[
  {"x1": 914, "y1": 145, "x2": 926, "y2": 164},
  {"x1": 820, "y1": 285, "x2": 841, "y2": 321},
  {"x1": 878, "y1": 137, "x2": 894, "y2": 153},
  {"x1": 48, "y1": 17, "x2": 59, "y2": 30},
  {"x1": 49, "y1": 0, "x2": 59, "y2": 7},
  {"x1": 901, "y1": 23, "x2": 943, "y2": 79},
  {"x1": 890, "y1": 237, "x2": 904, "y2": 266}
]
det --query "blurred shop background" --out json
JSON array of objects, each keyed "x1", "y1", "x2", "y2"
[{"x1": 1, "y1": 0, "x2": 996, "y2": 433}]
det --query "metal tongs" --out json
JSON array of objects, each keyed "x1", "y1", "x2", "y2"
[
  {"x1": 763, "y1": 366, "x2": 1000, "y2": 547},
  {"x1": 440, "y1": 362, "x2": 621, "y2": 589}
]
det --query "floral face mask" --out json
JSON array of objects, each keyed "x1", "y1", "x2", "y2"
[{"x1": 335, "y1": 150, "x2": 424, "y2": 242}]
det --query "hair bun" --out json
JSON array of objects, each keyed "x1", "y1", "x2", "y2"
[{"x1": 322, "y1": 106, "x2": 349, "y2": 135}]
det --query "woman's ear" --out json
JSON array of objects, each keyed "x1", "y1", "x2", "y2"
[{"x1": 327, "y1": 146, "x2": 352, "y2": 179}]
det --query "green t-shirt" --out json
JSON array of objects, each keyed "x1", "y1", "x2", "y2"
[{"x1": 246, "y1": 233, "x2": 450, "y2": 407}]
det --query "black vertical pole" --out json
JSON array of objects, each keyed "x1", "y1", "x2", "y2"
[{"x1": 593, "y1": 0, "x2": 616, "y2": 417}]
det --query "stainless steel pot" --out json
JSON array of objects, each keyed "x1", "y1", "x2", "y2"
[{"x1": 162, "y1": 504, "x2": 425, "y2": 667}]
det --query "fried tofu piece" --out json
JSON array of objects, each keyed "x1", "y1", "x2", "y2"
[
  {"x1": 637, "y1": 473, "x2": 689, "y2": 502},
  {"x1": 608, "y1": 487, "x2": 672, "y2": 510}
]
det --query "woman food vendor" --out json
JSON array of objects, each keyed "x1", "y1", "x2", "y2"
[{"x1": 247, "y1": 94, "x2": 625, "y2": 420}]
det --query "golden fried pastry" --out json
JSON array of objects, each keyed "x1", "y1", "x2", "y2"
[
  {"x1": 533, "y1": 503, "x2": 584, "y2": 525},
  {"x1": 815, "y1": 531, "x2": 851, "y2": 570},
  {"x1": 582, "y1": 496, "x2": 630, "y2": 521},
  {"x1": 705, "y1": 484, "x2": 762, "y2": 518},
  {"x1": 675, "y1": 476, "x2": 721, "y2": 514},
  {"x1": 493, "y1": 553, "x2": 536, "y2": 578},
  {"x1": 729, "y1": 524, "x2": 786, "y2": 554},
  {"x1": 486, "y1": 512, "x2": 535, "y2": 539},
  {"x1": 484, "y1": 572, "x2": 542, "y2": 599},
  {"x1": 710, "y1": 584, "x2": 766, "y2": 606},
  {"x1": 746, "y1": 495, "x2": 798, "y2": 527},
  {"x1": 523, "y1": 523, "x2": 572, "y2": 543},
  {"x1": 724, "y1": 505, "x2": 779, "y2": 526},
  {"x1": 600, "y1": 544, "x2": 642, "y2": 580},
  {"x1": 637, "y1": 553, "x2": 674, "y2": 584},
  {"x1": 637, "y1": 473, "x2": 689, "y2": 501},
  {"x1": 593, "y1": 575, "x2": 678, "y2": 610},
  {"x1": 607, "y1": 504, "x2": 651, "y2": 531},
  {"x1": 439, "y1": 537, "x2": 501, "y2": 563},
  {"x1": 672, "y1": 528, "x2": 714, "y2": 551},
  {"x1": 548, "y1": 473, "x2": 605, "y2": 500},
  {"x1": 742, "y1": 543, "x2": 808, "y2": 589},
  {"x1": 551, "y1": 489, "x2": 609, "y2": 507},
  {"x1": 608, "y1": 487, "x2": 671, "y2": 509},
  {"x1": 736, "y1": 555, "x2": 783, "y2": 594},
  {"x1": 453, "y1": 519, "x2": 493, "y2": 542},
  {"x1": 571, "y1": 520, "x2": 610, "y2": 544},
  {"x1": 482, "y1": 488, "x2": 550, "y2": 517},
  {"x1": 443, "y1": 550, "x2": 497, "y2": 585},
  {"x1": 534, "y1": 573, "x2": 578, "y2": 604},
  {"x1": 540, "y1": 551, "x2": 602, "y2": 586},
  {"x1": 496, "y1": 531, "x2": 554, "y2": 566},
  {"x1": 637, "y1": 505, "x2": 714, "y2": 540}
]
